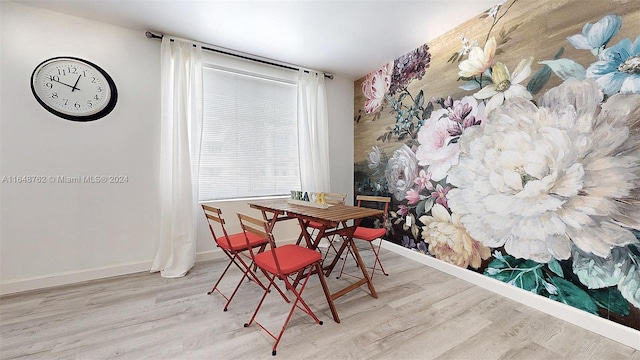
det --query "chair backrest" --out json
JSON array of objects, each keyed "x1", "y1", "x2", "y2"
[
  {"x1": 202, "y1": 204, "x2": 233, "y2": 248},
  {"x1": 324, "y1": 192, "x2": 347, "y2": 206},
  {"x1": 355, "y1": 195, "x2": 391, "y2": 227},
  {"x1": 237, "y1": 213, "x2": 284, "y2": 273}
]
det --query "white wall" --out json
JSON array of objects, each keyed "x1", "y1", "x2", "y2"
[
  {"x1": 0, "y1": 2, "x2": 161, "y2": 292},
  {"x1": 0, "y1": 2, "x2": 356, "y2": 294}
]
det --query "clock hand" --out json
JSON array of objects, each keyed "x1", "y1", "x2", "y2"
[
  {"x1": 46, "y1": 76, "x2": 76, "y2": 90},
  {"x1": 71, "y1": 75, "x2": 81, "y2": 92}
]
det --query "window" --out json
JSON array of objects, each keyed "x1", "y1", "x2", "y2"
[{"x1": 199, "y1": 54, "x2": 300, "y2": 201}]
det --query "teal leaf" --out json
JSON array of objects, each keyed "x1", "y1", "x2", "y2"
[
  {"x1": 617, "y1": 247, "x2": 640, "y2": 308},
  {"x1": 484, "y1": 255, "x2": 545, "y2": 293},
  {"x1": 526, "y1": 65, "x2": 552, "y2": 95},
  {"x1": 423, "y1": 196, "x2": 434, "y2": 214},
  {"x1": 415, "y1": 196, "x2": 434, "y2": 217},
  {"x1": 547, "y1": 259, "x2": 564, "y2": 277},
  {"x1": 527, "y1": 47, "x2": 563, "y2": 95},
  {"x1": 422, "y1": 101, "x2": 434, "y2": 120},
  {"x1": 572, "y1": 245, "x2": 629, "y2": 289},
  {"x1": 460, "y1": 80, "x2": 480, "y2": 91},
  {"x1": 553, "y1": 47, "x2": 565, "y2": 59},
  {"x1": 543, "y1": 281, "x2": 558, "y2": 295},
  {"x1": 414, "y1": 90, "x2": 424, "y2": 108},
  {"x1": 587, "y1": 288, "x2": 630, "y2": 316},
  {"x1": 539, "y1": 58, "x2": 586, "y2": 80},
  {"x1": 549, "y1": 276, "x2": 599, "y2": 315}
]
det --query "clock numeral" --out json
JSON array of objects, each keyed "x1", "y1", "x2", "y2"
[
  {"x1": 91, "y1": 77, "x2": 97, "y2": 84},
  {"x1": 62, "y1": 99, "x2": 69, "y2": 106},
  {"x1": 47, "y1": 75, "x2": 60, "y2": 82},
  {"x1": 93, "y1": 95, "x2": 99, "y2": 101},
  {"x1": 96, "y1": 86, "x2": 103, "y2": 93},
  {"x1": 45, "y1": 83, "x2": 53, "y2": 89},
  {"x1": 57, "y1": 69, "x2": 66, "y2": 76},
  {"x1": 67, "y1": 66, "x2": 78, "y2": 74},
  {"x1": 74, "y1": 102, "x2": 81, "y2": 109},
  {"x1": 87, "y1": 100, "x2": 93, "y2": 108},
  {"x1": 51, "y1": 92, "x2": 58, "y2": 99}
]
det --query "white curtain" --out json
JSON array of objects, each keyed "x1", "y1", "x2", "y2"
[
  {"x1": 151, "y1": 37, "x2": 203, "y2": 278},
  {"x1": 297, "y1": 70, "x2": 330, "y2": 192}
]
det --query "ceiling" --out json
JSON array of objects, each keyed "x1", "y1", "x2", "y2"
[{"x1": 14, "y1": 0, "x2": 499, "y2": 80}]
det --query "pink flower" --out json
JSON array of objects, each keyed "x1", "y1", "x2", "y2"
[
  {"x1": 405, "y1": 189, "x2": 421, "y2": 205},
  {"x1": 414, "y1": 169, "x2": 434, "y2": 192},
  {"x1": 362, "y1": 62, "x2": 392, "y2": 114},
  {"x1": 397, "y1": 205, "x2": 409, "y2": 216},
  {"x1": 431, "y1": 184, "x2": 451, "y2": 208},
  {"x1": 446, "y1": 96, "x2": 486, "y2": 136},
  {"x1": 415, "y1": 109, "x2": 461, "y2": 181}
]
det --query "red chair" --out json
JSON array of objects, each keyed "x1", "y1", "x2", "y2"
[
  {"x1": 338, "y1": 195, "x2": 391, "y2": 280},
  {"x1": 202, "y1": 204, "x2": 269, "y2": 311},
  {"x1": 238, "y1": 212, "x2": 328, "y2": 356}
]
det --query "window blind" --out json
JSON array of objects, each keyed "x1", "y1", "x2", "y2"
[{"x1": 199, "y1": 66, "x2": 299, "y2": 201}]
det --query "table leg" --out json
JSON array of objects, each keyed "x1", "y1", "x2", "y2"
[
  {"x1": 315, "y1": 262, "x2": 340, "y2": 323},
  {"x1": 257, "y1": 209, "x2": 283, "y2": 231},
  {"x1": 297, "y1": 218, "x2": 316, "y2": 249},
  {"x1": 347, "y1": 238, "x2": 378, "y2": 298}
]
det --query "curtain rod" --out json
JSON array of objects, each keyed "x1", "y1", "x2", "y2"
[{"x1": 145, "y1": 31, "x2": 334, "y2": 80}]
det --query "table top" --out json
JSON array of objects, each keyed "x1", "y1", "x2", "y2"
[{"x1": 248, "y1": 198, "x2": 383, "y2": 226}]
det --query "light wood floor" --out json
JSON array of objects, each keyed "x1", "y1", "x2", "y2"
[{"x1": 1, "y1": 247, "x2": 639, "y2": 360}]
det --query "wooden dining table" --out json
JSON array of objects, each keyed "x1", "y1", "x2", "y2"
[{"x1": 247, "y1": 198, "x2": 383, "y2": 323}]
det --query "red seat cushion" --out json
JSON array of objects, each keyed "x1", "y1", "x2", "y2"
[
  {"x1": 254, "y1": 244, "x2": 321, "y2": 275},
  {"x1": 353, "y1": 227, "x2": 386, "y2": 242},
  {"x1": 216, "y1": 231, "x2": 267, "y2": 252},
  {"x1": 307, "y1": 221, "x2": 324, "y2": 229}
]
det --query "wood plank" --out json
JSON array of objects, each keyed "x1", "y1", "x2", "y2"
[{"x1": 1, "y1": 249, "x2": 638, "y2": 359}]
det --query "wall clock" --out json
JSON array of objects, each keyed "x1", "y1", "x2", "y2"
[{"x1": 30, "y1": 56, "x2": 118, "y2": 122}]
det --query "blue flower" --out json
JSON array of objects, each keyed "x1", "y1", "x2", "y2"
[
  {"x1": 586, "y1": 36, "x2": 640, "y2": 95},
  {"x1": 567, "y1": 14, "x2": 622, "y2": 55}
]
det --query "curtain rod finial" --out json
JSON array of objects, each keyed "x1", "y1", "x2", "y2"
[{"x1": 145, "y1": 31, "x2": 162, "y2": 39}]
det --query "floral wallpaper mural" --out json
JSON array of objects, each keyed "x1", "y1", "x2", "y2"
[{"x1": 353, "y1": 0, "x2": 640, "y2": 331}]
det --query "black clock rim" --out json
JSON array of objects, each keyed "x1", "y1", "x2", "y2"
[{"x1": 30, "y1": 56, "x2": 118, "y2": 122}]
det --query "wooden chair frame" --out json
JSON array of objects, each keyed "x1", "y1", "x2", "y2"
[
  {"x1": 337, "y1": 195, "x2": 391, "y2": 280},
  {"x1": 202, "y1": 204, "x2": 268, "y2": 311},
  {"x1": 238, "y1": 212, "x2": 330, "y2": 356}
]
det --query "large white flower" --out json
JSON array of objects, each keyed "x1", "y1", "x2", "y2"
[
  {"x1": 447, "y1": 78, "x2": 640, "y2": 263},
  {"x1": 474, "y1": 57, "x2": 534, "y2": 115},
  {"x1": 419, "y1": 204, "x2": 491, "y2": 269},
  {"x1": 385, "y1": 145, "x2": 419, "y2": 201}
]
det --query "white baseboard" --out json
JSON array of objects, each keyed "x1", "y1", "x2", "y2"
[
  {"x1": 0, "y1": 240, "x2": 297, "y2": 296},
  {"x1": 0, "y1": 260, "x2": 155, "y2": 296},
  {"x1": 380, "y1": 240, "x2": 640, "y2": 351}
]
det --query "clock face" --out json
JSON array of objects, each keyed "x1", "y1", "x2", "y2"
[{"x1": 31, "y1": 57, "x2": 117, "y2": 121}]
